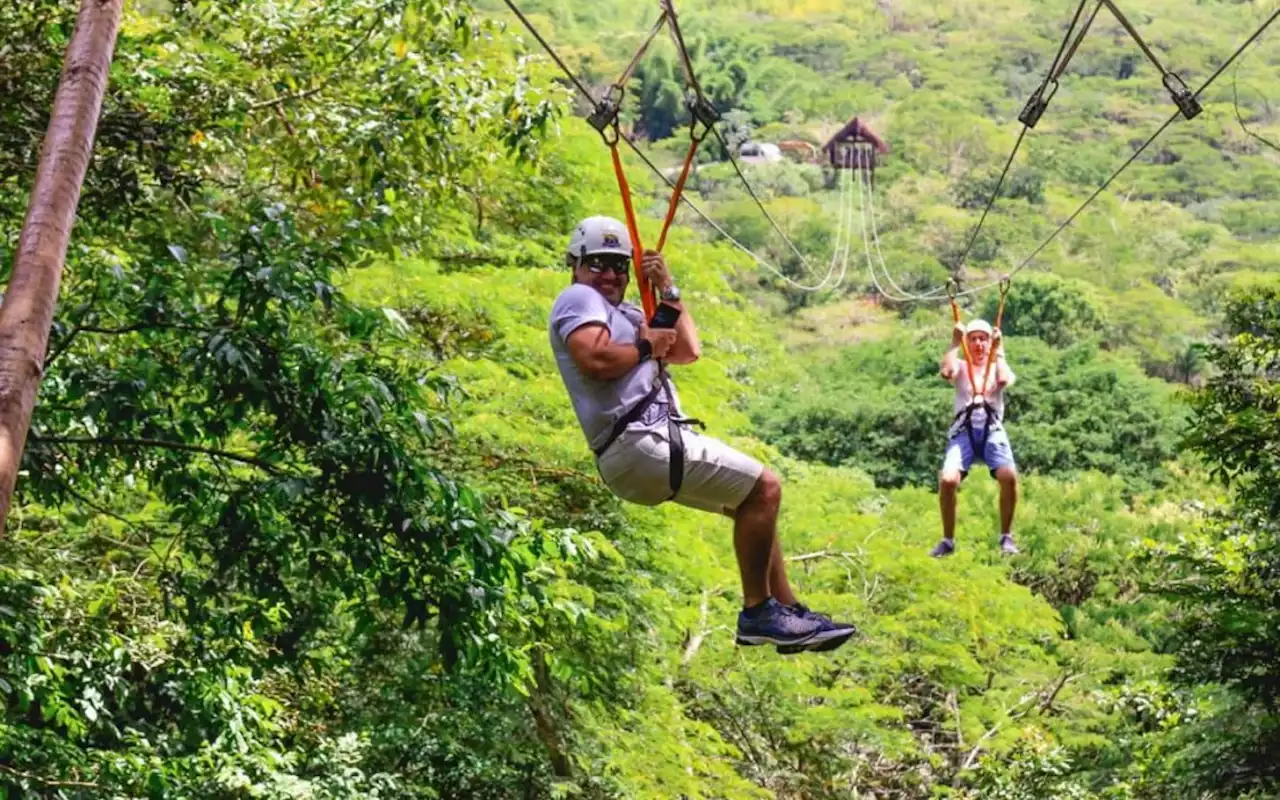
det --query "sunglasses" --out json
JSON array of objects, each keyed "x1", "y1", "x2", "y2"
[{"x1": 581, "y1": 256, "x2": 631, "y2": 276}]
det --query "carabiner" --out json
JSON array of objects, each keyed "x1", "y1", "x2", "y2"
[
  {"x1": 1018, "y1": 79, "x2": 1059, "y2": 129},
  {"x1": 589, "y1": 85, "x2": 625, "y2": 142},
  {"x1": 1163, "y1": 72, "x2": 1202, "y2": 120}
]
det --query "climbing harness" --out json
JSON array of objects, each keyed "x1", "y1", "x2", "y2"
[
  {"x1": 591, "y1": 369, "x2": 704, "y2": 499},
  {"x1": 948, "y1": 278, "x2": 1011, "y2": 454}
]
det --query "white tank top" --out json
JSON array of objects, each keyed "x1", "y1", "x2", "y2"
[{"x1": 950, "y1": 355, "x2": 1010, "y2": 437}]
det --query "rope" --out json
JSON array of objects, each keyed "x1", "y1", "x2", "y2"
[
  {"x1": 1234, "y1": 69, "x2": 1280, "y2": 154},
  {"x1": 951, "y1": 125, "x2": 1029, "y2": 282},
  {"x1": 498, "y1": 0, "x2": 594, "y2": 101},
  {"x1": 1005, "y1": 5, "x2": 1280, "y2": 279},
  {"x1": 608, "y1": 143, "x2": 656, "y2": 319},
  {"x1": 856, "y1": 156, "x2": 915, "y2": 301},
  {"x1": 859, "y1": 164, "x2": 906, "y2": 299},
  {"x1": 614, "y1": 11, "x2": 669, "y2": 92},
  {"x1": 1198, "y1": 7, "x2": 1280, "y2": 95},
  {"x1": 655, "y1": 134, "x2": 702, "y2": 252},
  {"x1": 949, "y1": 0, "x2": 1106, "y2": 284},
  {"x1": 663, "y1": 0, "x2": 706, "y2": 104},
  {"x1": 1054, "y1": 1, "x2": 1105, "y2": 83},
  {"x1": 709, "y1": 126, "x2": 823, "y2": 274},
  {"x1": 616, "y1": 134, "x2": 811, "y2": 280},
  {"x1": 1047, "y1": 0, "x2": 1093, "y2": 82},
  {"x1": 742, "y1": 151, "x2": 855, "y2": 293},
  {"x1": 1101, "y1": 0, "x2": 1171, "y2": 78},
  {"x1": 859, "y1": 163, "x2": 935, "y2": 302},
  {"x1": 978, "y1": 279, "x2": 1011, "y2": 392},
  {"x1": 948, "y1": 286, "x2": 981, "y2": 398},
  {"x1": 831, "y1": 160, "x2": 858, "y2": 292}
]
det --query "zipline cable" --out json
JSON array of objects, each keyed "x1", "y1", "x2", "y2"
[
  {"x1": 499, "y1": 0, "x2": 593, "y2": 101},
  {"x1": 501, "y1": 0, "x2": 1279, "y2": 307},
  {"x1": 1005, "y1": 5, "x2": 1280, "y2": 280},
  {"x1": 860, "y1": 3, "x2": 1280, "y2": 302},
  {"x1": 949, "y1": 0, "x2": 1101, "y2": 283},
  {"x1": 1102, "y1": 0, "x2": 1174, "y2": 79},
  {"x1": 1054, "y1": 2, "x2": 1105, "y2": 83},
  {"x1": 709, "y1": 127, "x2": 827, "y2": 275},
  {"x1": 614, "y1": 11, "x2": 669, "y2": 92},
  {"x1": 501, "y1": 0, "x2": 852, "y2": 291},
  {"x1": 856, "y1": 153, "x2": 913, "y2": 301}
]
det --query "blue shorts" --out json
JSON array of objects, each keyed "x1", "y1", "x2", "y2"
[{"x1": 942, "y1": 427, "x2": 1017, "y2": 479}]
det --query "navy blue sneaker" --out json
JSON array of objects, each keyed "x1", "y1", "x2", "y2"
[
  {"x1": 736, "y1": 598, "x2": 822, "y2": 647},
  {"x1": 777, "y1": 604, "x2": 859, "y2": 654},
  {"x1": 930, "y1": 538, "x2": 955, "y2": 558}
]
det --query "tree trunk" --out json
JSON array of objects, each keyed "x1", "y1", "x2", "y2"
[{"x1": 0, "y1": 0, "x2": 123, "y2": 536}]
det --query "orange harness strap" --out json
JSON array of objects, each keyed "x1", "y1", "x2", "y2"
[
  {"x1": 660, "y1": 135, "x2": 701, "y2": 250},
  {"x1": 608, "y1": 141, "x2": 655, "y2": 319},
  {"x1": 949, "y1": 283, "x2": 981, "y2": 397},
  {"x1": 606, "y1": 117, "x2": 709, "y2": 321},
  {"x1": 593, "y1": 0, "x2": 712, "y2": 321},
  {"x1": 978, "y1": 278, "x2": 1012, "y2": 394}
]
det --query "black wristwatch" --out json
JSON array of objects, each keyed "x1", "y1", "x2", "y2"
[{"x1": 636, "y1": 339, "x2": 653, "y2": 363}]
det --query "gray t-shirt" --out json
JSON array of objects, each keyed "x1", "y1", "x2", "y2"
[{"x1": 549, "y1": 283, "x2": 682, "y2": 452}]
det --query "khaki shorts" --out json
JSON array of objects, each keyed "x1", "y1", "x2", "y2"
[{"x1": 596, "y1": 426, "x2": 764, "y2": 516}]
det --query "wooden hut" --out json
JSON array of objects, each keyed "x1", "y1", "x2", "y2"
[{"x1": 821, "y1": 117, "x2": 889, "y2": 170}]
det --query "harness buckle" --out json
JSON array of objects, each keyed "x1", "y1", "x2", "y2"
[
  {"x1": 589, "y1": 86, "x2": 624, "y2": 137},
  {"x1": 1018, "y1": 80, "x2": 1058, "y2": 129},
  {"x1": 1163, "y1": 72, "x2": 1202, "y2": 120},
  {"x1": 686, "y1": 93, "x2": 720, "y2": 131}
]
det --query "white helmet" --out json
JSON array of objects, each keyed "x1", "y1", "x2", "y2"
[
  {"x1": 965, "y1": 319, "x2": 994, "y2": 337},
  {"x1": 567, "y1": 216, "x2": 633, "y2": 262}
]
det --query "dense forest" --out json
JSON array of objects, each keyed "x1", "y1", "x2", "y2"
[{"x1": 1, "y1": 0, "x2": 1279, "y2": 797}]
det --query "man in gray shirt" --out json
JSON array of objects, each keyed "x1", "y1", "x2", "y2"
[{"x1": 549, "y1": 216, "x2": 855, "y2": 654}]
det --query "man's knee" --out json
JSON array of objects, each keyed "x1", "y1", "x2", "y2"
[
  {"x1": 995, "y1": 466, "x2": 1019, "y2": 487},
  {"x1": 744, "y1": 468, "x2": 782, "y2": 512},
  {"x1": 939, "y1": 470, "x2": 963, "y2": 491}
]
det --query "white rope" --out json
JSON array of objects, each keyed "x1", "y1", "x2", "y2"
[
  {"x1": 742, "y1": 151, "x2": 856, "y2": 292},
  {"x1": 822, "y1": 150, "x2": 860, "y2": 295},
  {"x1": 861, "y1": 168, "x2": 934, "y2": 300},
  {"x1": 855, "y1": 159, "x2": 912, "y2": 301},
  {"x1": 855, "y1": 165, "x2": 1008, "y2": 303}
]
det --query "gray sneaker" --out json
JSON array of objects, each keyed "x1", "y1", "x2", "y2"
[
  {"x1": 776, "y1": 604, "x2": 859, "y2": 654},
  {"x1": 736, "y1": 598, "x2": 823, "y2": 647},
  {"x1": 1000, "y1": 534, "x2": 1019, "y2": 556},
  {"x1": 930, "y1": 538, "x2": 955, "y2": 558}
]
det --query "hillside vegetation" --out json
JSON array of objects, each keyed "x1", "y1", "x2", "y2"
[{"x1": 1, "y1": 0, "x2": 1278, "y2": 797}]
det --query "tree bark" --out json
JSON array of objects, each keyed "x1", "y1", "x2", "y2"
[{"x1": 0, "y1": 0, "x2": 123, "y2": 536}]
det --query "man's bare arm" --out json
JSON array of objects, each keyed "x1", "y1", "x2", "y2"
[
  {"x1": 566, "y1": 323, "x2": 675, "y2": 381},
  {"x1": 941, "y1": 323, "x2": 965, "y2": 381}
]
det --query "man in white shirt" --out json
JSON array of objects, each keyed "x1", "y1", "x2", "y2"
[{"x1": 930, "y1": 319, "x2": 1021, "y2": 557}]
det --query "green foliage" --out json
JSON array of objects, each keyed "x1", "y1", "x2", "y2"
[
  {"x1": 1140, "y1": 281, "x2": 1280, "y2": 797},
  {"x1": 3, "y1": 0, "x2": 1277, "y2": 795},
  {"x1": 980, "y1": 273, "x2": 1107, "y2": 348}
]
